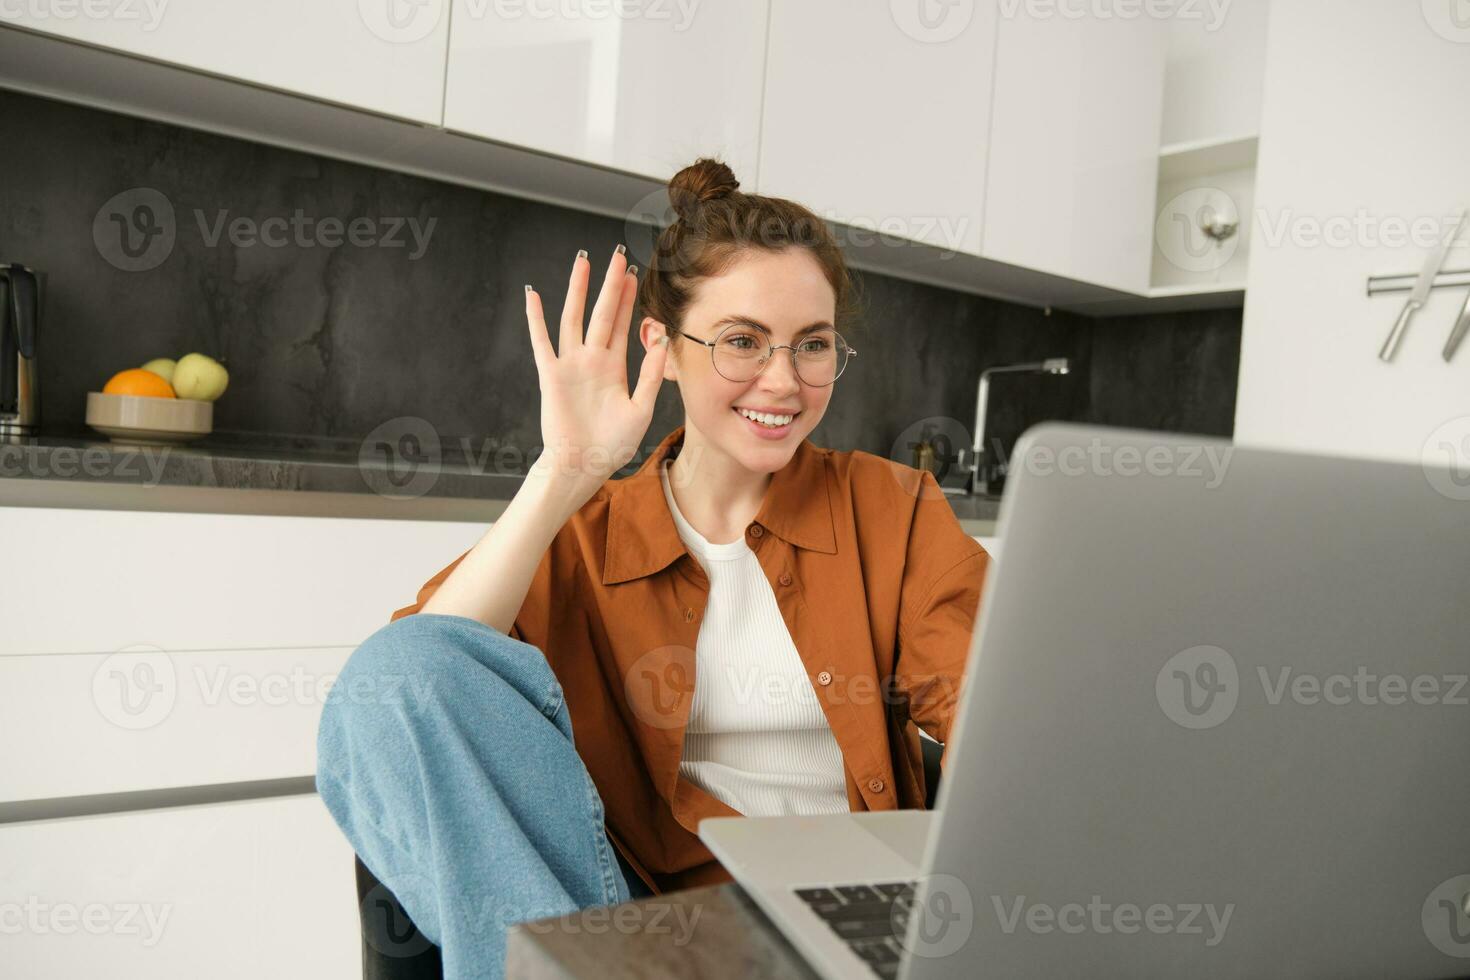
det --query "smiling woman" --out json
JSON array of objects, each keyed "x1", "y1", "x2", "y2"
[{"x1": 315, "y1": 157, "x2": 989, "y2": 980}]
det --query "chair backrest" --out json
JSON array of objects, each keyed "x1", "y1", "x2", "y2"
[{"x1": 354, "y1": 854, "x2": 444, "y2": 980}]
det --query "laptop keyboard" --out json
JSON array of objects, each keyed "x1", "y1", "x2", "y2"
[{"x1": 793, "y1": 881, "x2": 916, "y2": 979}]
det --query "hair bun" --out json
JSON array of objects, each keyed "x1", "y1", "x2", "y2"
[{"x1": 667, "y1": 158, "x2": 739, "y2": 222}]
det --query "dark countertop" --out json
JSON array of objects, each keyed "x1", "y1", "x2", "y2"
[{"x1": 0, "y1": 431, "x2": 1003, "y2": 532}]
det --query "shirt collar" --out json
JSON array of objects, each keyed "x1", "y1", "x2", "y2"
[{"x1": 602, "y1": 424, "x2": 837, "y2": 585}]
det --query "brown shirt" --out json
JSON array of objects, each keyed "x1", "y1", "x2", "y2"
[{"x1": 390, "y1": 424, "x2": 990, "y2": 895}]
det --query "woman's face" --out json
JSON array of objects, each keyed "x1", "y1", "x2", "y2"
[{"x1": 648, "y1": 247, "x2": 838, "y2": 475}]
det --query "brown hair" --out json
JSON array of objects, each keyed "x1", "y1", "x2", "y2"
[{"x1": 637, "y1": 158, "x2": 860, "y2": 347}]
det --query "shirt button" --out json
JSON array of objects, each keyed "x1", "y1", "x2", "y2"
[
  {"x1": 748, "y1": 525, "x2": 763, "y2": 538},
  {"x1": 684, "y1": 608, "x2": 695, "y2": 622},
  {"x1": 816, "y1": 670, "x2": 832, "y2": 686},
  {"x1": 868, "y1": 778, "x2": 885, "y2": 794},
  {"x1": 778, "y1": 572, "x2": 792, "y2": 587}
]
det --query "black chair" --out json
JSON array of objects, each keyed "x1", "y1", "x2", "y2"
[{"x1": 352, "y1": 738, "x2": 946, "y2": 978}]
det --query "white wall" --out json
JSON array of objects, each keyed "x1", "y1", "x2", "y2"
[
  {"x1": 1159, "y1": 0, "x2": 1270, "y2": 145},
  {"x1": 1234, "y1": 0, "x2": 1470, "y2": 464}
]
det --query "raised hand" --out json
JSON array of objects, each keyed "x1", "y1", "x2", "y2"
[{"x1": 524, "y1": 246, "x2": 669, "y2": 500}]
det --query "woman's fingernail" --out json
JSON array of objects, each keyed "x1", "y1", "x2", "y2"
[
  {"x1": 615, "y1": 243, "x2": 626, "y2": 255},
  {"x1": 577, "y1": 249, "x2": 588, "y2": 259},
  {"x1": 524, "y1": 284, "x2": 533, "y2": 293},
  {"x1": 627, "y1": 265, "x2": 638, "y2": 276}
]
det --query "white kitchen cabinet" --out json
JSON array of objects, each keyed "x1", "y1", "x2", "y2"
[
  {"x1": 443, "y1": 0, "x2": 768, "y2": 182},
  {"x1": 758, "y1": 0, "x2": 997, "y2": 256},
  {"x1": 0, "y1": 794, "x2": 359, "y2": 980},
  {"x1": 0, "y1": 0, "x2": 448, "y2": 124},
  {"x1": 982, "y1": 10, "x2": 1168, "y2": 294}
]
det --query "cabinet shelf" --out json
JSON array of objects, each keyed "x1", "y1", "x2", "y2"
[{"x1": 1158, "y1": 134, "x2": 1258, "y2": 182}]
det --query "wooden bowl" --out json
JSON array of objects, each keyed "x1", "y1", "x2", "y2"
[{"x1": 86, "y1": 392, "x2": 213, "y2": 445}]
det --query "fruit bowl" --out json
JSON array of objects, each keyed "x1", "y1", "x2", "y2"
[{"x1": 86, "y1": 392, "x2": 213, "y2": 445}]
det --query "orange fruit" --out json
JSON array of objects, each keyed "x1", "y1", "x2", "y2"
[{"x1": 103, "y1": 368, "x2": 176, "y2": 398}]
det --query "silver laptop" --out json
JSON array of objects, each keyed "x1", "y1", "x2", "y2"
[{"x1": 699, "y1": 423, "x2": 1470, "y2": 979}]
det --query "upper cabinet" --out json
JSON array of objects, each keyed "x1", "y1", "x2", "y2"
[
  {"x1": 981, "y1": 8, "x2": 1167, "y2": 294},
  {"x1": 443, "y1": 0, "x2": 768, "y2": 182},
  {"x1": 759, "y1": 0, "x2": 997, "y2": 256},
  {"x1": 760, "y1": 1, "x2": 1166, "y2": 295},
  {"x1": 0, "y1": 0, "x2": 449, "y2": 124}
]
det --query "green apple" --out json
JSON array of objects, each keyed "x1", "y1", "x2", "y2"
[
  {"x1": 139, "y1": 357, "x2": 177, "y2": 384},
  {"x1": 172, "y1": 353, "x2": 230, "y2": 402}
]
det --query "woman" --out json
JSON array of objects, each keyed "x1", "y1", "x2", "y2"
[{"x1": 316, "y1": 158, "x2": 990, "y2": 980}]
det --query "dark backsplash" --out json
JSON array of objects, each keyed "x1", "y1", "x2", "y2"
[{"x1": 0, "y1": 88, "x2": 1240, "y2": 477}]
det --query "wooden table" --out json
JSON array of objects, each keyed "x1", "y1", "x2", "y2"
[{"x1": 505, "y1": 883, "x2": 823, "y2": 979}]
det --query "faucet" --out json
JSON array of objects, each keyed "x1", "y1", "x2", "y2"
[{"x1": 964, "y1": 358, "x2": 1070, "y2": 496}]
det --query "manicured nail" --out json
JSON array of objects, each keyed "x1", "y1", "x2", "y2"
[
  {"x1": 577, "y1": 249, "x2": 588, "y2": 259},
  {"x1": 524, "y1": 284, "x2": 533, "y2": 292},
  {"x1": 627, "y1": 265, "x2": 638, "y2": 276},
  {"x1": 615, "y1": 243, "x2": 626, "y2": 255}
]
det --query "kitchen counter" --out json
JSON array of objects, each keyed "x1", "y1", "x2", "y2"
[{"x1": 0, "y1": 432, "x2": 1002, "y2": 535}]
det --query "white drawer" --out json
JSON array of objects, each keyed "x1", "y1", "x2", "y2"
[
  {"x1": 0, "y1": 507, "x2": 484, "y2": 655},
  {"x1": 0, "y1": 794, "x2": 358, "y2": 980},
  {"x1": 0, "y1": 646, "x2": 354, "y2": 802}
]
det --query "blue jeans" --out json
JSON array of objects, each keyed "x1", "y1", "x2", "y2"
[{"x1": 316, "y1": 612, "x2": 653, "y2": 980}]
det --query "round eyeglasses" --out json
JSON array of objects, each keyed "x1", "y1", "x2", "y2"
[{"x1": 678, "y1": 322, "x2": 857, "y2": 387}]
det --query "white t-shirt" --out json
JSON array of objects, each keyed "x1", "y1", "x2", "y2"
[{"x1": 660, "y1": 459, "x2": 850, "y2": 817}]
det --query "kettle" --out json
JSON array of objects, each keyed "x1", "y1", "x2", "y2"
[{"x1": 0, "y1": 263, "x2": 41, "y2": 438}]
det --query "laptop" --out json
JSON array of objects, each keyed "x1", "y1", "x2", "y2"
[{"x1": 699, "y1": 423, "x2": 1470, "y2": 979}]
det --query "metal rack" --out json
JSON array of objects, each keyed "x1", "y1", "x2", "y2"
[{"x1": 1367, "y1": 268, "x2": 1470, "y2": 297}]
